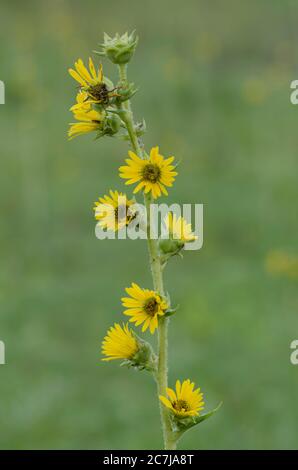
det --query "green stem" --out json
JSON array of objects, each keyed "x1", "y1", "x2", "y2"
[
  {"x1": 118, "y1": 64, "x2": 132, "y2": 113},
  {"x1": 118, "y1": 64, "x2": 176, "y2": 450},
  {"x1": 118, "y1": 63, "x2": 128, "y2": 82},
  {"x1": 144, "y1": 193, "x2": 175, "y2": 450}
]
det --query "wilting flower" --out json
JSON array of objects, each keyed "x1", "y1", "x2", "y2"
[
  {"x1": 119, "y1": 147, "x2": 177, "y2": 199},
  {"x1": 68, "y1": 106, "x2": 104, "y2": 140},
  {"x1": 122, "y1": 282, "x2": 168, "y2": 334},
  {"x1": 102, "y1": 323, "x2": 139, "y2": 361},
  {"x1": 69, "y1": 57, "x2": 117, "y2": 106},
  {"x1": 159, "y1": 379, "x2": 204, "y2": 418},
  {"x1": 165, "y1": 212, "x2": 197, "y2": 243},
  {"x1": 94, "y1": 190, "x2": 136, "y2": 231}
]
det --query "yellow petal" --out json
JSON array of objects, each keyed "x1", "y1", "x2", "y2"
[
  {"x1": 89, "y1": 57, "x2": 97, "y2": 79},
  {"x1": 166, "y1": 387, "x2": 177, "y2": 402},
  {"x1": 75, "y1": 58, "x2": 92, "y2": 82},
  {"x1": 159, "y1": 396, "x2": 172, "y2": 410},
  {"x1": 98, "y1": 63, "x2": 103, "y2": 81},
  {"x1": 68, "y1": 68, "x2": 87, "y2": 87}
]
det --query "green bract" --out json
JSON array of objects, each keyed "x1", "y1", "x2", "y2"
[{"x1": 121, "y1": 337, "x2": 157, "y2": 373}]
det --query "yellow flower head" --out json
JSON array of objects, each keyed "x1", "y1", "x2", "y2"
[
  {"x1": 68, "y1": 106, "x2": 104, "y2": 140},
  {"x1": 102, "y1": 323, "x2": 139, "y2": 361},
  {"x1": 119, "y1": 147, "x2": 178, "y2": 199},
  {"x1": 165, "y1": 212, "x2": 197, "y2": 243},
  {"x1": 94, "y1": 190, "x2": 136, "y2": 232},
  {"x1": 122, "y1": 283, "x2": 168, "y2": 334},
  {"x1": 69, "y1": 57, "x2": 117, "y2": 106},
  {"x1": 159, "y1": 379, "x2": 204, "y2": 418}
]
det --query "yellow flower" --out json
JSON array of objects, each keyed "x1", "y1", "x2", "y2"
[
  {"x1": 165, "y1": 212, "x2": 197, "y2": 243},
  {"x1": 102, "y1": 323, "x2": 139, "y2": 361},
  {"x1": 68, "y1": 107, "x2": 104, "y2": 140},
  {"x1": 122, "y1": 283, "x2": 168, "y2": 334},
  {"x1": 94, "y1": 190, "x2": 136, "y2": 232},
  {"x1": 119, "y1": 146, "x2": 178, "y2": 199},
  {"x1": 69, "y1": 57, "x2": 117, "y2": 106},
  {"x1": 159, "y1": 379, "x2": 204, "y2": 418}
]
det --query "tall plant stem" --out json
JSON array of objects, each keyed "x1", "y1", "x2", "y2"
[{"x1": 118, "y1": 64, "x2": 177, "y2": 450}]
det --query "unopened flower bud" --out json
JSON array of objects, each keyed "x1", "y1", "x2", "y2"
[
  {"x1": 98, "y1": 113, "x2": 121, "y2": 138},
  {"x1": 96, "y1": 32, "x2": 138, "y2": 65}
]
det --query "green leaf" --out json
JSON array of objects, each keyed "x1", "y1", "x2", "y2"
[
  {"x1": 190, "y1": 401, "x2": 223, "y2": 426},
  {"x1": 164, "y1": 304, "x2": 180, "y2": 317},
  {"x1": 173, "y1": 402, "x2": 222, "y2": 439}
]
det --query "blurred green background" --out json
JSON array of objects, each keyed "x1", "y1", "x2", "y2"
[{"x1": 1, "y1": 0, "x2": 298, "y2": 450}]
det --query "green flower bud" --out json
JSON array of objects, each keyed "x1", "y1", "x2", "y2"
[
  {"x1": 96, "y1": 113, "x2": 121, "y2": 138},
  {"x1": 96, "y1": 31, "x2": 138, "y2": 65},
  {"x1": 107, "y1": 113, "x2": 121, "y2": 134}
]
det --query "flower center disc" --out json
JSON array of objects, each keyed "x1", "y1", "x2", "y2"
[
  {"x1": 88, "y1": 83, "x2": 109, "y2": 103},
  {"x1": 144, "y1": 297, "x2": 159, "y2": 316},
  {"x1": 142, "y1": 163, "x2": 161, "y2": 183},
  {"x1": 173, "y1": 399, "x2": 190, "y2": 412}
]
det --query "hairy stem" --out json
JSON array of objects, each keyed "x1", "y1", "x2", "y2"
[
  {"x1": 118, "y1": 64, "x2": 176, "y2": 450},
  {"x1": 144, "y1": 193, "x2": 175, "y2": 450}
]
